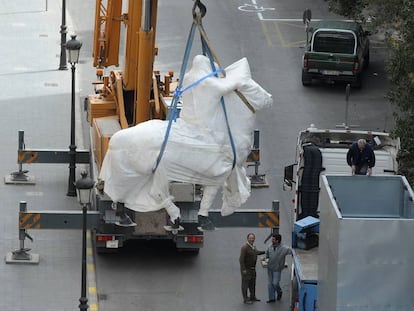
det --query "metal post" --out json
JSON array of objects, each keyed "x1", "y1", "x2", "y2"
[
  {"x1": 67, "y1": 63, "x2": 77, "y2": 196},
  {"x1": 264, "y1": 200, "x2": 280, "y2": 243},
  {"x1": 59, "y1": 0, "x2": 67, "y2": 70},
  {"x1": 345, "y1": 83, "x2": 350, "y2": 129},
  {"x1": 253, "y1": 129, "x2": 259, "y2": 149},
  {"x1": 5, "y1": 201, "x2": 39, "y2": 264},
  {"x1": 253, "y1": 129, "x2": 260, "y2": 176},
  {"x1": 271, "y1": 200, "x2": 280, "y2": 235},
  {"x1": 79, "y1": 203, "x2": 89, "y2": 310}
]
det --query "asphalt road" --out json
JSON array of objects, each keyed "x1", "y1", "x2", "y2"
[{"x1": 65, "y1": 1, "x2": 395, "y2": 311}]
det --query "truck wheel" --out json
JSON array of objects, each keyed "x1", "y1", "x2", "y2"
[
  {"x1": 351, "y1": 74, "x2": 362, "y2": 89},
  {"x1": 301, "y1": 71, "x2": 312, "y2": 86},
  {"x1": 364, "y1": 50, "x2": 370, "y2": 68},
  {"x1": 177, "y1": 248, "x2": 200, "y2": 255},
  {"x1": 96, "y1": 246, "x2": 119, "y2": 254},
  {"x1": 290, "y1": 276, "x2": 299, "y2": 311}
]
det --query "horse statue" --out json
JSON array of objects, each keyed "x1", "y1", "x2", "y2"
[{"x1": 99, "y1": 55, "x2": 273, "y2": 229}]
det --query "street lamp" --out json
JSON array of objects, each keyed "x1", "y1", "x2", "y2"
[
  {"x1": 58, "y1": 0, "x2": 67, "y2": 70},
  {"x1": 66, "y1": 35, "x2": 82, "y2": 196},
  {"x1": 75, "y1": 171, "x2": 95, "y2": 311}
]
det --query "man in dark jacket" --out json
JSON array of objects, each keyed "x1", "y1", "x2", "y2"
[
  {"x1": 239, "y1": 233, "x2": 265, "y2": 304},
  {"x1": 346, "y1": 139, "x2": 375, "y2": 175}
]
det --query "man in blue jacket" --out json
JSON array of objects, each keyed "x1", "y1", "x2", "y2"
[
  {"x1": 346, "y1": 139, "x2": 376, "y2": 175},
  {"x1": 265, "y1": 234, "x2": 292, "y2": 303}
]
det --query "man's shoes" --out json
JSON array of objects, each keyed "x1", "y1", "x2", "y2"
[
  {"x1": 250, "y1": 297, "x2": 260, "y2": 302},
  {"x1": 243, "y1": 300, "x2": 253, "y2": 304},
  {"x1": 266, "y1": 299, "x2": 276, "y2": 303},
  {"x1": 277, "y1": 292, "x2": 282, "y2": 301}
]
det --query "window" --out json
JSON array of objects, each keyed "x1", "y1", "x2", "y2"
[{"x1": 313, "y1": 31, "x2": 356, "y2": 54}]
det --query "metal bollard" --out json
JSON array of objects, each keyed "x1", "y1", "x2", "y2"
[
  {"x1": 264, "y1": 200, "x2": 280, "y2": 243},
  {"x1": 4, "y1": 131, "x2": 35, "y2": 184},
  {"x1": 248, "y1": 129, "x2": 269, "y2": 187},
  {"x1": 5, "y1": 201, "x2": 39, "y2": 264}
]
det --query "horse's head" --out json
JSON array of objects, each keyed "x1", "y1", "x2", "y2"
[
  {"x1": 180, "y1": 55, "x2": 273, "y2": 130},
  {"x1": 224, "y1": 57, "x2": 273, "y2": 112}
]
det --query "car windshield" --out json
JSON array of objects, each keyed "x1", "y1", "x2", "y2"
[{"x1": 312, "y1": 31, "x2": 355, "y2": 54}]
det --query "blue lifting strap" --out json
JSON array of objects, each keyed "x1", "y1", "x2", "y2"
[{"x1": 152, "y1": 4, "x2": 237, "y2": 173}]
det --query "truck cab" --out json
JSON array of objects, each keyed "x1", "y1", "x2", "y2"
[{"x1": 301, "y1": 20, "x2": 370, "y2": 88}]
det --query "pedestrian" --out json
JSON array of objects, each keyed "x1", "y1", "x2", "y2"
[
  {"x1": 265, "y1": 233, "x2": 292, "y2": 303},
  {"x1": 239, "y1": 232, "x2": 265, "y2": 304},
  {"x1": 346, "y1": 138, "x2": 375, "y2": 175}
]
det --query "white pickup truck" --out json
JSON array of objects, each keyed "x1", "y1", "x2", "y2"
[
  {"x1": 283, "y1": 126, "x2": 403, "y2": 311},
  {"x1": 284, "y1": 125, "x2": 400, "y2": 220}
]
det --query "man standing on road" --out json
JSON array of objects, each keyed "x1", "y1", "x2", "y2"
[
  {"x1": 239, "y1": 233, "x2": 265, "y2": 304},
  {"x1": 265, "y1": 233, "x2": 292, "y2": 303},
  {"x1": 346, "y1": 139, "x2": 376, "y2": 175}
]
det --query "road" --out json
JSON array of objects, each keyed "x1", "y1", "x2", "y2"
[
  {"x1": 66, "y1": 1, "x2": 395, "y2": 311},
  {"x1": 0, "y1": 0, "x2": 393, "y2": 310}
]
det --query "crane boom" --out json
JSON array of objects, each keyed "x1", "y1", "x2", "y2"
[{"x1": 91, "y1": 0, "x2": 160, "y2": 132}]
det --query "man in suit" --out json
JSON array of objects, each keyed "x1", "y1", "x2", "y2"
[{"x1": 239, "y1": 233, "x2": 265, "y2": 304}]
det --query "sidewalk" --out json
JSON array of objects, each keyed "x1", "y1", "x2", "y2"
[{"x1": 0, "y1": 1, "x2": 97, "y2": 310}]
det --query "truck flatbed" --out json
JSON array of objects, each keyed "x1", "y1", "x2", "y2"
[{"x1": 292, "y1": 247, "x2": 318, "y2": 282}]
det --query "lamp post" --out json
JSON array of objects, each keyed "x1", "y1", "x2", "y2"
[
  {"x1": 75, "y1": 171, "x2": 95, "y2": 311},
  {"x1": 66, "y1": 35, "x2": 82, "y2": 196},
  {"x1": 58, "y1": 0, "x2": 67, "y2": 70}
]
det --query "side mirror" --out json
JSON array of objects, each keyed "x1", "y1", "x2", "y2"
[{"x1": 283, "y1": 164, "x2": 296, "y2": 190}]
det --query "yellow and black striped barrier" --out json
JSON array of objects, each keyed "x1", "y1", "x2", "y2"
[
  {"x1": 208, "y1": 205, "x2": 280, "y2": 229},
  {"x1": 18, "y1": 210, "x2": 101, "y2": 230},
  {"x1": 19, "y1": 212, "x2": 41, "y2": 229}
]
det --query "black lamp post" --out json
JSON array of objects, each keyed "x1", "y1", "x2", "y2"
[
  {"x1": 66, "y1": 35, "x2": 82, "y2": 197},
  {"x1": 58, "y1": 0, "x2": 67, "y2": 70},
  {"x1": 75, "y1": 171, "x2": 95, "y2": 311}
]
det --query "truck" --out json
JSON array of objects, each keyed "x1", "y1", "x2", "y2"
[
  {"x1": 301, "y1": 20, "x2": 370, "y2": 88},
  {"x1": 283, "y1": 125, "x2": 400, "y2": 220},
  {"x1": 290, "y1": 175, "x2": 414, "y2": 311},
  {"x1": 8, "y1": 0, "x2": 278, "y2": 257},
  {"x1": 87, "y1": 0, "x2": 277, "y2": 253},
  {"x1": 283, "y1": 126, "x2": 404, "y2": 310}
]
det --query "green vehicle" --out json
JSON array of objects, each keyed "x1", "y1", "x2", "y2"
[{"x1": 301, "y1": 20, "x2": 370, "y2": 88}]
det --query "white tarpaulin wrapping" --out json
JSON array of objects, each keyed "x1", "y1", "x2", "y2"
[{"x1": 99, "y1": 55, "x2": 273, "y2": 221}]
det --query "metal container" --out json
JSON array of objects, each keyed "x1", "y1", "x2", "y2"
[{"x1": 318, "y1": 175, "x2": 414, "y2": 311}]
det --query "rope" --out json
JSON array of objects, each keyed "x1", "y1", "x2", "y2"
[
  {"x1": 152, "y1": 20, "x2": 197, "y2": 173},
  {"x1": 153, "y1": 0, "x2": 250, "y2": 172},
  {"x1": 196, "y1": 21, "x2": 238, "y2": 169}
]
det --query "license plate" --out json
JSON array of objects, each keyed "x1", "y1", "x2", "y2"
[
  {"x1": 322, "y1": 70, "x2": 340, "y2": 75},
  {"x1": 106, "y1": 240, "x2": 119, "y2": 248}
]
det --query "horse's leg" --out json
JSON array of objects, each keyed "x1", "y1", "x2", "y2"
[
  {"x1": 163, "y1": 198, "x2": 181, "y2": 223},
  {"x1": 198, "y1": 185, "x2": 220, "y2": 231},
  {"x1": 198, "y1": 185, "x2": 220, "y2": 216},
  {"x1": 150, "y1": 165, "x2": 181, "y2": 227}
]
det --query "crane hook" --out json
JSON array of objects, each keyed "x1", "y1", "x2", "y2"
[{"x1": 192, "y1": 0, "x2": 207, "y2": 19}]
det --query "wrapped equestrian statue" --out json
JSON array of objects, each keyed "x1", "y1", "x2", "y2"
[{"x1": 99, "y1": 55, "x2": 273, "y2": 229}]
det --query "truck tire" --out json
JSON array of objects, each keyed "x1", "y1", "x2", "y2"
[
  {"x1": 364, "y1": 50, "x2": 370, "y2": 69},
  {"x1": 177, "y1": 248, "x2": 200, "y2": 255},
  {"x1": 351, "y1": 74, "x2": 362, "y2": 89},
  {"x1": 95, "y1": 246, "x2": 119, "y2": 254},
  {"x1": 290, "y1": 275, "x2": 299, "y2": 311},
  {"x1": 301, "y1": 70, "x2": 312, "y2": 86}
]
